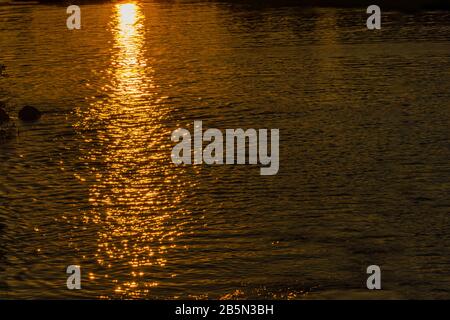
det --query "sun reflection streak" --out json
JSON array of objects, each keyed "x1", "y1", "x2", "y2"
[
  {"x1": 118, "y1": 3, "x2": 138, "y2": 28},
  {"x1": 113, "y1": 3, "x2": 148, "y2": 103},
  {"x1": 74, "y1": 3, "x2": 197, "y2": 298}
]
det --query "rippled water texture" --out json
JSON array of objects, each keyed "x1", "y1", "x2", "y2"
[{"x1": 0, "y1": 2, "x2": 450, "y2": 299}]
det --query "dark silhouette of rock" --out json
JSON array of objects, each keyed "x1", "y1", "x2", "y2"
[
  {"x1": 18, "y1": 106, "x2": 42, "y2": 122},
  {"x1": 0, "y1": 108, "x2": 9, "y2": 124}
]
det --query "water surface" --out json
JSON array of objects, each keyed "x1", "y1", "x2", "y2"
[{"x1": 0, "y1": 2, "x2": 450, "y2": 299}]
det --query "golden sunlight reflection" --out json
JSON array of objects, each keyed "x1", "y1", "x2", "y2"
[
  {"x1": 74, "y1": 3, "x2": 197, "y2": 298},
  {"x1": 113, "y1": 3, "x2": 148, "y2": 103},
  {"x1": 118, "y1": 3, "x2": 138, "y2": 27}
]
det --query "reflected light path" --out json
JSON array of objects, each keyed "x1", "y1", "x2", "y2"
[{"x1": 75, "y1": 3, "x2": 197, "y2": 298}]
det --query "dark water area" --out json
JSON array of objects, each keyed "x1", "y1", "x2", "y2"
[
  {"x1": 0, "y1": 2, "x2": 450, "y2": 299},
  {"x1": 6, "y1": 0, "x2": 450, "y2": 11}
]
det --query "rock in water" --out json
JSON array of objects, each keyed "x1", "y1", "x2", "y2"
[
  {"x1": 18, "y1": 106, "x2": 42, "y2": 122},
  {"x1": 0, "y1": 108, "x2": 10, "y2": 124}
]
